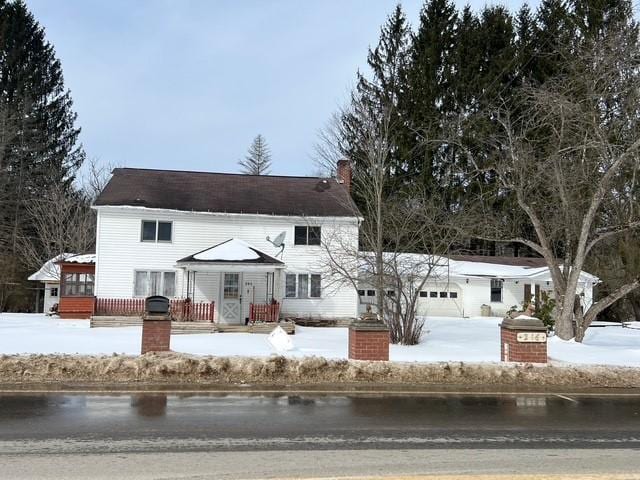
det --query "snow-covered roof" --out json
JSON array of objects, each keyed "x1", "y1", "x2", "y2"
[
  {"x1": 359, "y1": 252, "x2": 599, "y2": 284},
  {"x1": 177, "y1": 238, "x2": 283, "y2": 264},
  {"x1": 62, "y1": 254, "x2": 96, "y2": 264},
  {"x1": 27, "y1": 253, "x2": 76, "y2": 282}
]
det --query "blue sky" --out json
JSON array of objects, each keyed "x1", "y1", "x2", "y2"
[{"x1": 27, "y1": 1, "x2": 537, "y2": 176}]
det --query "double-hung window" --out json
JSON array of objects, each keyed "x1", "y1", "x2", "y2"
[
  {"x1": 490, "y1": 279, "x2": 503, "y2": 303},
  {"x1": 134, "y1": 271, "x2": 176, "y2": 297},
  {"x1": 141, "y1": 220, "x2": 172, "y2": 242},
  {"x1": 294, "y1": 226, "x2": 321, "y2": 246},
  {"x1": 63, "y1": 273, "x2": 94, "y2": 296},
  {"x1": 285, "y1": 273, "x2": 321, "y2": 298}
]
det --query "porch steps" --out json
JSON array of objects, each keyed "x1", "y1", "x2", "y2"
[
  {"x1": 171, "y1": 322, "x2": 216, "y2": 334},
  {"x1": 90, "y1": 316, "x2": 214, "y2": 334},
  {"x1": 91, "y1": 316, "x2": 142, "y2": 328},
  {"x1": 90, "y1": 316, "x2": 294, "y2": 334}
]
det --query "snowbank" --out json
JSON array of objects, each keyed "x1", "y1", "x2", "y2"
[{"x1": 1, "y1": 353, "x2": 639, "y2": 389}]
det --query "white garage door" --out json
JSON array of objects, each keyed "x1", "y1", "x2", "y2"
[{"x1": 417, "y1": 284, "x2": 463, "y2": 317}]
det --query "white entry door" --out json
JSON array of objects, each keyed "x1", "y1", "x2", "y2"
[{"x1": 220, "y1": 273, "x2": 242, "y2": 324}]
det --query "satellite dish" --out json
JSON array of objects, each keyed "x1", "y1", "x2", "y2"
[{"x1": 266, "y1": 231, "x2": 286, "y2": 257}]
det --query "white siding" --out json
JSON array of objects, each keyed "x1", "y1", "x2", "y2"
[
  {"x1": 460, "y1": 278, "x2": 522, "y2": 317},
  {"x1": 95, "y1": 207, "x2": 359, "y2": 319}
]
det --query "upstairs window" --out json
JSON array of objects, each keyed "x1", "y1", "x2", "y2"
[
  {"x1": 490, "y1": 279, "x2": 503, "y2": 303},
  {"x1": 63, "y1": 273, "x2": 94, "y2": 297},
  {"x1": 50, "y1": 287, "x2": 58, "y2": 297},
  {"x1": 294, "y1": 226, "x2": 321, "y2": 246},
  {"x1": 141, "y1": 220, "x2": 172, "y2": 242}
]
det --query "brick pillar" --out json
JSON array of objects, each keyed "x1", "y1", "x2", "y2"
[
  {"x1": 348, "y1": 308, "x2": 389, "y2": 361},
  {"x1": 141, "y1": 315, "x2": 171, "y2": 354},
  {"x1": 349, "y1": 327, "x2": 390, "y2": 361},
  {"x1": 500, "y1": 316, "x2": 547, "y2": 363}
]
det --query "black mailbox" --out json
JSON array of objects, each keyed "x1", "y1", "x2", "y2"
[{"x1": 145, "y1": 296, "x2": 170, "y2": 315}]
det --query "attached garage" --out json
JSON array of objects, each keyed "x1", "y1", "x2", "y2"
[{"x1": 417, "y1": 282, "x2": 464, "y2": 317}]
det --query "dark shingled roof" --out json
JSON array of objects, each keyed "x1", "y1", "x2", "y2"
[
  {"x1": 95, "y1": 168, "x2": 359, "y2": 217},
  {"x1": 450, "y1": 255, "x2": 548, "y2": 268}
]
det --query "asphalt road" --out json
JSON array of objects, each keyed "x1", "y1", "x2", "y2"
[{"x1": 0, "y1": 392, "x2": 639, "y2": 479}]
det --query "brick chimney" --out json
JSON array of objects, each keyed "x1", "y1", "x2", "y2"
[{"x1": 336, "y1": 159, "x2": 352, "y2": 192}]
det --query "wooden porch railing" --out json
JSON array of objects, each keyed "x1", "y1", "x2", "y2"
[
  {"x1": 94, "y1": 298, "x2": 215, "y2": 322},
  {"x1": 249, "y1": 301, "x2": 280, "y2": 323}
]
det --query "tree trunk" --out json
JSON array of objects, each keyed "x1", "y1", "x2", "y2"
[
  {"x1": 554, "y1": 300, "x2": 575, "y2": 340},
  {"x1": 629, "y1": 296, "x2": 640, "y2": 323}
]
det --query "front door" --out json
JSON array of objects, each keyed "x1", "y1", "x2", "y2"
[{"x1": 220, "y1": 273, "x2": 242, "y2": 324}]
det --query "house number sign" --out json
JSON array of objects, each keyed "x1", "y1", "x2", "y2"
[{"x1": 516, "y1": 332, "x2": 547, "y2": 343}]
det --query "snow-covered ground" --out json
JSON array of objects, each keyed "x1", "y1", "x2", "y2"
[{"x1": 0, "y1": 313, "x2": 639, "y2": 366}]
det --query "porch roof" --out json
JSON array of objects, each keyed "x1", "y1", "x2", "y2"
[{"x1": 176, "y1": 238, "x2": 284, "y2": 267}]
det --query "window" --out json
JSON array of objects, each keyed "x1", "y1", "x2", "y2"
[
  {"x1": 223, "y1": 273, "x2": 240, "y2": 299},
  {"x1": 297, "y1": 274, "x2": 309, "y2": 298},
  {"x1": 141, "y1": 220, "x2": 172, "y2": 242},
  {"x1": 163, "y1": 272, "x2": 176, "y2": 297},
  {"x1": 134, "y1": 271, "x2": 176, "y2": 297},
  {"x1": 491, "y1": 279, "x2": 503, "y2": 302},
  {"x1": 386, "y1": 290, "x2": 395, "y2": 297},
  {"x1": 285, "y1": 273, "x2": 322, "y2": 298},
  {"x1": 450, "y1": 291, "x2": 458, "y2": 299},
  {"x1": 294, "y1": 225, "x2": 321, "y2": 246},
  {"x1": 429, "y1": 291, "x2": 437, "y2": 298},
  {"x1": 366, "y1": 290, "x2": 376, "y2": 297},
  {"x1": 286, "y1": 274, "x2": 297, "y2": 298},
  {"x1": 50, "y1": 287, "x2": 58, "y2": 297},
  {"x1": 439, "y1": 291, "x2": 448, "y2": 298},
  {"x1": 157, "y1": 222, "x2": 172, "y2": 241},
  {"x1": 419, "y1": 291, "x2": 428, "y2": 298},
  {"x1": 63, "y1": 273, "x2": 94, "y2": 297},
  {"x1": 358, "y1": 289, "x2": 365, "y2": 297},
  {"x1": 310, "y1": 275, "x2": 321, "y2": 298}
]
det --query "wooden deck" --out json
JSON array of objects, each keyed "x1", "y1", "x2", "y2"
[
  {"x1": 90, "y1": 316, "x2": 294, "y2": 335},
  {"x1": 289, "y1": 317, "x2": 353, "y2": 328}
]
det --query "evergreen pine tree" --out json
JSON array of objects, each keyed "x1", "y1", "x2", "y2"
[
  {"x1": 0, "y1": 0, "x2": 85, "y2": 309},
  {"x1": 403, "y1": 0, "x2": 458, "y2": 189},
  {"x1": 239, "y1": 134, "x2": 272, "y2": 175},
  {"x1": 340, "y1": 3, "x2": 411, "y2": 200}
]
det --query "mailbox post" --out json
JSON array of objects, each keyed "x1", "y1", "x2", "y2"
[
  {"x1": 500, "y1": 316, "x2": 548, "y2": 363},
  {"x1": 141, "y1": 296, "x2": 172, "y2": 354}
]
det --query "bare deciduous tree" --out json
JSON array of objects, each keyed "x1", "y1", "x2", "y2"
[
  {"x1": 317, "y1": 97, "x2": 465, "y2": 344},
  {"x1": 17, "y1": 185, "x2": 95, "y2": 280},
  {"x1": 468, "y1": 33, "x2": 640, "y2": 341}
]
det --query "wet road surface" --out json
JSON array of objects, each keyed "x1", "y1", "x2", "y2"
[
  {"x1": 0, "y1": 392, "x2": 639, "y2": 452},
  {"x1": 1, "y1": 392, "x2": 640, "y2": 478}
]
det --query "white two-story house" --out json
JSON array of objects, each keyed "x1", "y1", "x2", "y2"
[{"x1": 93, "y1": 164, "x2": 360, "y2": 324}]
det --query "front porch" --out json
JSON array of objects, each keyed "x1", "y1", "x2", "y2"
[{"x1": 176, "y1": 238, "x2": 286, "y2": 325}]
